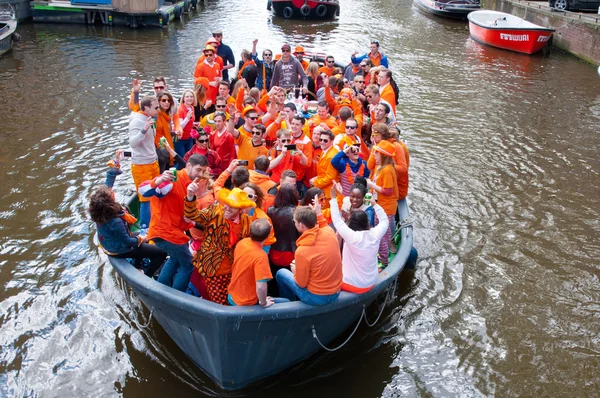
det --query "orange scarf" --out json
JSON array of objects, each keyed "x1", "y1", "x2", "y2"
[
  {"x1": 344, "y1": 160, "x2": 365, "y2": 186},
  {"x1": 238, "y1": 60, "x2": 256, "y2": 80},
  {"x1": 155, "y1": 110, "x2": 174, "y2": 148}
]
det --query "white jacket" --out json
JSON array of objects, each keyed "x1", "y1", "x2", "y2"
[
  {"x1": 330, "y1": 198, "x2": 389, "y2": 289},
  {"x1": 128, "y1": 112, "x2": 157, "y2": 165}
]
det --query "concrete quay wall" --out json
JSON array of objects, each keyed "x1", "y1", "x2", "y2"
[{"x1": 483, "y1": 0, "x2": 600, "y2": 65}]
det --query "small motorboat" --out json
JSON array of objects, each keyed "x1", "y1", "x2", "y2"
[
  {"x1": 268, "y1": 0, "x2": 340, "y2": 19},
  {"x1": 468, "y1": 10, "x2": 555, "y2": 54},
  {"x1": 106, "y1": 193, "x2": 415, "y2": 390},
  {"x1": 0, "y1": 4, "x2": 19, "y2": 56},
  {"x1": 414, "y1": 0, "x2": 480, "y2": 19}
]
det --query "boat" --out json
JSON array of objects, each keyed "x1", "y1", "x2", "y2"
[
  {"x1": 268, "y1": 0, "x2": 340, "y2": 19},
  {"x1": 467, "y1": 10, "x2": 555, "y2": 54},
  {"x1": 414, "y1": 0, "x2": 480, "y2": 19},
  {"x1": 0, "y1": 4, "x2": 19, "y2": 56},
  {"x1": 106, "y1": 193, "x2": 415, "y2": 390}
]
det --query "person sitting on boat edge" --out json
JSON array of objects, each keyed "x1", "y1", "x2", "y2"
[
  {"x1": 276, "y1": 204, "x2": 342, "y2": 305},
  {"x1": 138, "y1": 154, "x2": 211, "y2": 292},
  {"x1": 90, "y1": 185, "x2": 167, "y2": 278},
  {"x1": 228, "y1": 218, "x2": 289, "y2": 307},
  {"x1": 330, "y1": 183, "x2": 387, "y2": 294},
  {"x1": 351, "y1": 40, "x2": 389, "y2": 69},
  {"x1": 184, "y1": 186, "x2": 255, "y2": 305},
  {"x1": 128, "y1": 95, "x2": 160, "y2": 234}
]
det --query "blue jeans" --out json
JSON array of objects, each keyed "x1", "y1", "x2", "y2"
[
  {"x1": 153, "y1": 238, "x2": 193, "y2": 292},
  {"x1": 174, "y1": 138, "x2": 194, "y2": 166},
  {"x1": 139, "y1": 201, "x2": 151, "y2": 230},
  {"x1": 276, "y1": 269, "x2": 340, "y2": 306}
]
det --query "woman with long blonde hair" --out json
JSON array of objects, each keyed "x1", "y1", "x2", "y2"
[{"x1": 176, "y1": 88, "x2": 197, "y2": 158}]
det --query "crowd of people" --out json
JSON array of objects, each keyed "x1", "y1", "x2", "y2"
[{"x1": 89, "y1": 31, "x2": 410, "y2": 308}]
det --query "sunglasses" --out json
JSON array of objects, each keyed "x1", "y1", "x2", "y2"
[
  {"x1": 355, "y1": 80, "x2": 364, "y2": 83},
  {"x1": 197, "y1": 139, "x2": 209, "y2": 143},
  {"x1": 365, "y1": 94, "x2": 374, "y2": 99},
  {"x1": 252, "y1": 130, "x2": 262, "y2": 135},
  {"x1": 327, "y1": 61, "x2": 334, "y2": 64},
  {"x1": 371, "y1": 132, "x2": 381, "y2": 136},
  {"x1": 214, "y1": 111, "x2": 226, "y2": 117},
  {"x1": 213, "y1": 34, "x2": 222, "y2": 37},
  {"x1": 346, "y1": 125, "x2": 358, "y2": 130},
  {"x1": 280, "y1": 139, "x2": 291, "y2": 143},
  {"x1": 282, "y1": 49, "x2": 291, "y2": 53},
  {"x1": 295, "y1": 52, "x2": 304, "y2": 55},
  {"x1": 319, "y1": 138, "x2": 330, "y2": 143},
  {"x1": 154, "y1": 106, "x2": 160, "y2": 110},
  {"x1": 160, "y1": 98, "x2": 171, "y2": 103},
  {"x1": 246, "y1": 193, "x2": 256, "y2": 199},
  {"x1": 204, "y1": 52, "x2": 214, "y2": 56},
  {"x1": 154, "y1": 86, "x2": 165, "y2": 90},
  {"x1": 215, "y1": 104, "x2": 226, "y2": 108},
  {"x1": 263, "y1": 53, "x2": 272, "y2": 57},
  {"x1": 247, "y1": 116, "x2": 258, "y2": 120},
  {"x1": 360, "y1": 64, "x2": 368, "y2": 68}
]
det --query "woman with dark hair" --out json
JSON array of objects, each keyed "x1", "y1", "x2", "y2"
[
  {"x1": 156, "y1": 90, "x2": 182, "y2": 173},
  {"x1": 183, "y1": 129, "x2": 223, "y2": 178},
  {"x1": 89, "y1": 186, "x2": 166, "y2": 277},
  {"x1": 330, "y1": 183, "x2": 389, "y2": 294},
  {"x1": 301, "y1": 187, "x2": 331, "y2": 225},
  {"x1": 267, "y1": 185, "x2": 300, "y2": 295},
  {"x1": 339, "y1": 178, "x2": 375, "y2": 227}
]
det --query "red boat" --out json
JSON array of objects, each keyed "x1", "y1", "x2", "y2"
[{"x1": 467, "y1": 10, "x2": 554, "y2": 54}]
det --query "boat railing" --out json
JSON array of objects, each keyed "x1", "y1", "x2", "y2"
[{"x1": 0, "y1": 25, "x2": 9, "y2": 36}]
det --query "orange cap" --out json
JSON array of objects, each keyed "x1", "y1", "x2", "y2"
[
  {"x1": 242, "y1": 105, "x2": 256, "y2": 118},
  {"x1": 374, "y1": 140, "x2": 396, "y2": 157},
  {"x1": 294, "y1": 46, "x2": 305, "y2": 53}
]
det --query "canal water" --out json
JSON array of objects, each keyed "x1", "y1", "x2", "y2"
[{"x1": 1, "y1": 0, "x2": 599, "y2": 396}]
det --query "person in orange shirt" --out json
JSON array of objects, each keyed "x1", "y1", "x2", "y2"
[
  {"x1": 218, "y1": 81, "x2": 236, "y2": 107},
  {"x1": 275, "y1": 205, "x2": 342, "y2": 305},
  {"x1": 293, "y1": 46, "x2": 309, "y2": 70},
  {"x1": 228, "y1": 113, "x2": 268, "y2": 170},
  {"x1": 318, "y1": 55, "x2": 336, "y2": 77},
  {"x1": 289, "y1": 116, "x2": 313, "y2": 194},
  {"x1": 268, "y1": 129, "x2": 308, "y2": 183},
  {"x1": 184, "y1": 186, "x2": 255, "y2": 305},
  {"x1": 377, "y1": 68, "x2": 397, "y2": 116},
  {"x1": 138, "y1": 155, "x2": 210, "y2": 292},
  {"x1": 303, "y1": 126, "x2": 324, "y2": 190},
  {"x1": 193, "y1": 37, "x2": 225, "y2": 79},
  {"x1": 249, "y1": 156, "x2": 277, "y2": 198},
  {"x1": 308, "y1": 101, "x2": 338, "y2": 135},
  {"x1": 228, "y1": 218, "x2": 288, "y2": 307},
  {"x1": 194, "y1": 45, "x2": 222, "y2": 103},
  {"x1": 309, "y1": 130, "x2": 340, "y2": 203},
  {"x1": 234, "y1": 105, "x2": 260, "y2": 138},
  {"x1": 367, "y1": 123, "x2": 408, "y2": 200},
  {"x1": 155, "y1": 91, "x2": 182, "y2": 173},
  {"x1": 351, "y1": 40, "x2": 389, "y2": 68},
  {"x1": 365, "y1": 84, "x2": 397, "y2": 126},
  {"x1": 366, "y1": 140, "x2": 399, "y2": 268}
]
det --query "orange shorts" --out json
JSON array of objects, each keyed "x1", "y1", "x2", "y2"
[
  {"x1": 131, "y1": 162, "x2": 160, "y2": 202},
  {"x1": 341, "y1": 282, "x2": 374, "y2": 294}
]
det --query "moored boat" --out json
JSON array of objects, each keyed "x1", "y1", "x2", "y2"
[
  {"x1": 0, "y1": 4, "x2": 19, "y2": 56},
  {"x1": 468, "y1": 10, "x2": 554, "y2": 54},
  {"x1": 107, "y1": 194, "x2": 415, "y2": 390},
  {"x1": 414, "y1": 0, "x2": 480, "y2": 20},
  {"x1": 268, "y1": 0, "x2": 340, "y2": 19}
]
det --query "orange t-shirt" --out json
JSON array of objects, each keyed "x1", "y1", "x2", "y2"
[
  {"x1": 235, "y1": 134, "x2": 269, "y2": 170},
  {"x1": 228, "y1": 238, "x2": 273, "y2": 306},
  {"x1": 195, "y1": 61, "x2": 221, "y2": 103},
  {"x1": 373, "y1": 164, "x2": 399, "y2": 215},
  {"x1": 318, "y1": 65, "x2": 335, "y2": 77}
]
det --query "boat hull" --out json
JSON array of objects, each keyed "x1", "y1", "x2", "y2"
[
  {"x1": 0, "y1": 5, "x2": 18, "y2": 56},
  {"x1": 468, "y1": 12, "x2": 554, "y2": 54},
  {"x1": 414, "y1": 0, "x2": 480, "y2": 20},
  {"x1": 271, "y1": 0, "x2": 339, "y2": 19},
  {"x1": 108, "y1": 197, "x2": 413, "y2": 390}
]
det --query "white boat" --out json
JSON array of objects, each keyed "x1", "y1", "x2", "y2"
[{"x1": 0, "y1": 4, "x2": 18, "y2": 56}]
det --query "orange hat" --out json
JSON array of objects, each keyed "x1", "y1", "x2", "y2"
[
  {"x1": 294, "y1": 46, "x2": 305, "y2": 54},
  {"x1": 275, "y1": 54, "x2": 282, "y2": 61},
  {"x1": 241, "y1": 105, "x2": 256, "y2": 118},
  {"x1": 194, "y1": 77, "x2": 210, "y2": 90},
  {"x1": 374, "y1": 140, "x2": 396, "y2": 157},
  {"x1": 217, "y1": 188, "x2": 256, "y2": 209},
  {"x1": 206, "y1": 37, "x2": 219, "y2": 45},
  {"x1": 203, "y1": 45, "x2": 216, "y2": 53}
]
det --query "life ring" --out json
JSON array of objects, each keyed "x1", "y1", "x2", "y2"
[
  {"x1": 315, "y1": 4, "x2": 327, "y2": 17},
  {"x1": 174, "y1": 5, "x2": 182, "y2": 19},
  {"x1": 267, "y1": 0, "x2": 272, "y2": 10},
  {"x1": 282, "y1": 6, "x2": 294, "y2": 18},
  {"x1": 300, "y1": 4, "x2": 311, "y2": 16}
]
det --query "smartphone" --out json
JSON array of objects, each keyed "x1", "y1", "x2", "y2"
[
  {"x1": 238, "y1": 160, "x2": 249, "y2": 166},
  {"x1": 285, "y1": 144, "x2": 297, "y2": 150},
  {"x1": 123, "y1": 151, "x2": 132, "y2": 157}
]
